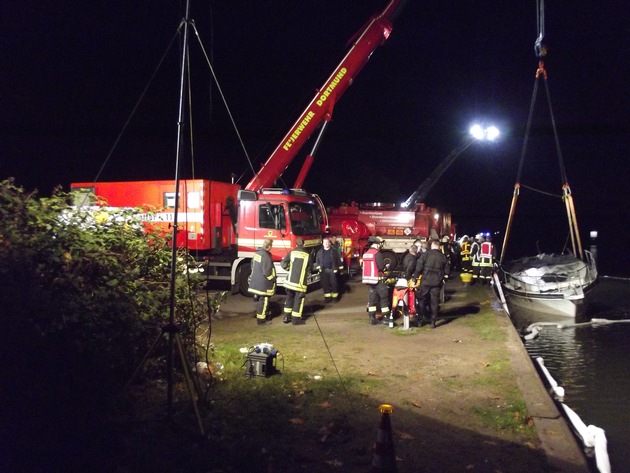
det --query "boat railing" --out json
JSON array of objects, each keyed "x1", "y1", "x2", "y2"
[{"x1": 500, "y1": 265, "x2": 589, "y2": 297}]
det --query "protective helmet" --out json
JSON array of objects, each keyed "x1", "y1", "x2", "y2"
[
  {"x1": 461, "y1": 235, "x2": 469, "y2": 241},
  {"x1": 368, "y1": 235, "x2": 383, "y2": 245},
  {"x1": 475, "y1": 233, "x2": 483, "y2": 241},
  {"x1": 441, "y1": 236, "x2": 450, "y2": 242}
]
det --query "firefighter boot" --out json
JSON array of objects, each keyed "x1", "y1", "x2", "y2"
[{"x1": 291, "y1": 316, "x2": 305, "y2": 325}]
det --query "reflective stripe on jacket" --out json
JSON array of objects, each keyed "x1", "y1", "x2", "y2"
[
  {"x1": 362, "y1": 247, "x2": 380, "y2": 284},
  {"x1": 281, "y1": 247, "x2": 311, "y2": 292},
  {"x1": 479, "y1": 242, "x2": 494, "y2": 267},
  {"x1": 460, "y1": 241, "x2": 471, "y2": 261},
  {"x1": 249, "y1": 248, "x2": 276, "y2": 296}
]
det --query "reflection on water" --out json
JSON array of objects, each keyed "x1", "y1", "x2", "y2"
[{"x1": 507, "y1": 277, "x2": 630, "y2": 470}]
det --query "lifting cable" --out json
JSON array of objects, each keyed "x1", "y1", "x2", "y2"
[
  {"x1": 501, "y1": 0, "x2": 583, "y2": 263},
  {"x1": 189, "y1": 21, "x2": 257, "y2": 179}
]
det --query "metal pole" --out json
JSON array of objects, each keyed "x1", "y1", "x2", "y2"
[{"x1": 167, "y1": 0, "x2": 192, "y2": 419}]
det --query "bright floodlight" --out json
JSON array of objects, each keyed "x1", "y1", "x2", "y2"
[
  {"x1": 485, "y1": 125, "x2": 500, "y2": 141},
  {"x1": 470, "y1": 124, "x2": 485, "y2": 140},
  {"x1": 469, "y1": 124, "x2": 500, "y2": 141}
]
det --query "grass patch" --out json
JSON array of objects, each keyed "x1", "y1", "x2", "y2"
[
  {"x1": 471, "y1": 396, "x2": 536, "y2": 436},
  {"x1": 463, "y1": 310, "x2": 505, "y2": 342}
]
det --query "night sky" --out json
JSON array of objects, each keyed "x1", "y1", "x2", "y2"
[{"x1": 2, "y1": 1, "x2": 629, "y2": 271}]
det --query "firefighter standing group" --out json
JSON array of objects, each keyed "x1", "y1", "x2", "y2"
[
  {"x1": 248, "y1": 236, "x2": 342, "y2": 326},
  {"x1": 248, "y1": 232, "x2": 493, "y2": 328},
  {"x1": 459, "y1": 233, "x2": 495, "y2": 284}
]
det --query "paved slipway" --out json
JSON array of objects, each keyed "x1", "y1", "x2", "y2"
[{"x1": 212, "y1": 274, "x2": 590, "y2": 472}]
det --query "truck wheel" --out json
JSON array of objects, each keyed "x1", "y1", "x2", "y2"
[
  {"x1": 238, "y1": 262, "x2": 252, "y2": 297},
  {"x1": 381, "y1": 250, "x2": 398, "y2": 270}
]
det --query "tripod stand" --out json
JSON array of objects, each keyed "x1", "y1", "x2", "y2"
[{"x1": 125, "y1": 322, "x2": 205, "y2": 436}]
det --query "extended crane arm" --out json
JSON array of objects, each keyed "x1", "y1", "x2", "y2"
[
  {"x1": 401, "y1": 138, "x2": 474, "y2": 208},
  {"x1": 245, "y1": 0, "x2": 404, "y2": 192}
]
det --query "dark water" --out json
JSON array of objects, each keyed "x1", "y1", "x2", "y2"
[{"x1": 507, "y1": 276, "x2": 630, "y2": 470}]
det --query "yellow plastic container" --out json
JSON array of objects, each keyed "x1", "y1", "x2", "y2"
[{"x1": 460, "y1": 273, "x2": 472, "y2": 284}]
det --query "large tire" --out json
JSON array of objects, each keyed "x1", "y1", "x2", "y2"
[
  {"x1": 237, "y1": 262, "x2": 252, "y2": 296},
  {"x1": 381, "y1": 250, "x2": 398, "y2": 270}
]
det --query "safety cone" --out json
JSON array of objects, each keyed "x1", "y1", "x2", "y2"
[{"x1": 370, "y1": 403, "x2": 397, "y2": 472}]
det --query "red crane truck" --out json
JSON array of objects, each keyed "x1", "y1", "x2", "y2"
[{"x1": 72, "y1": 0, "x2": 404, "y2": 295}]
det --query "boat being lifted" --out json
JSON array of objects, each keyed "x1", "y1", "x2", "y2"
[
  {"x1": 497, "y1": 1, "x2": 598, "y2": 318},
  {"x1": 500, "y1": 252, "x2": 597, "y2": 318}
]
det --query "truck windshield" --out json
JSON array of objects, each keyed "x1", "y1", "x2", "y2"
[{"x1": 289, "y1": 203, "x2": 320, "y2": 236}]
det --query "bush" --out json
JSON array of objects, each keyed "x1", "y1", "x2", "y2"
[{"x1": 0, "y1": 179, "x2": 211, "y2": 470}]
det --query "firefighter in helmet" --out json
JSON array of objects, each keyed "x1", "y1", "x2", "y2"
[
  {"x1": 460, "y1": 235, "x2": 471, "y2": 273},
  {"x1": 362, "y1": 236, "x2": 391, "y2": 325},
  {"x1": 439, "y1": 235, "x2": 452, "y2": 275},
  {"x1": 280, "y1": 238, "x2": 312, "y2": 325},
  {"x1": 478, "y1": 234, "x2": 495, "y2": 284},
  {"x1": 248, "y1": 238, "x2": 276, "y2": 325},
  {"x1": 470, "y1": 233, "x2": 484, "y2": 284}
]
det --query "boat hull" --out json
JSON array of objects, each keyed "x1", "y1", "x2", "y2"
[
  {"x1": 499, "y1": 252, "x2": 598, "y2": 319},
  {"x1": 501, "y1": 284, "x2": 593, "y2": 318}
]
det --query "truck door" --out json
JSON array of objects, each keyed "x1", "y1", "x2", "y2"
[{"x1": 257, "y1": 202, "x2": 287, "y2": 244}]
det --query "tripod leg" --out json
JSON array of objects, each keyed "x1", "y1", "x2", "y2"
[
  {"x1": 175, "y1": 333, "x2": 205, "y2": 436},
  {"x1": 124, "y1": 331, "x2": 163, "y2": 392}
]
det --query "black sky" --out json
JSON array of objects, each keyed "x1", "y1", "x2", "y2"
[{"x1": 2, "y1": 1, "x2": 629, "y2": 261}]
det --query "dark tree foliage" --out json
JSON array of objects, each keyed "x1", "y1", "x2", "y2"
[{"x1": 0, "y1": 179, "x2": 210, "y2": 471}]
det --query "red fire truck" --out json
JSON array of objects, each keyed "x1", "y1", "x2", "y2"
[
  {"x1": 327, "y1": 201, "x2": 454, "y2": 272},
  {"x1": 72, "y1": 0, "x2": 404, "y2": 295}
]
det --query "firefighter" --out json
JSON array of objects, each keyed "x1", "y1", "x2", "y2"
[
  {"x1": 329, "y1": 235, "x2": 344, "y2": 262},
  {"x1": 402, "y1": 244, "x2": 419, "y2": 280},
  {"x1": 362, "y1": 236, "x2": 391, "y2": 325},
  {"x1": 413, "y1": 239, "x2": 450, "y2": 328},
  {"x1": 460, "y1": 235, "x2": 471, "y2": 273},
  {"x1": 478, "y1": 235, "x2": 495, "y2": 284},
  {"x1": 470, "y1": 234, "x2": 484, "y2": 284},
  {"x1": 280, "y1": 238, "x2": 312, "y2": 325},
  {"x1": 315, "y1": 237, "x2": 342, "y2": 303},
  {"x1": 329, "y1": 234, "x2": 346, "y2": 293},
  {"x1": 248, "y1": 238, "x2": 276, "y2": 325},
  {"x1": 439, "y1": 235, "x2": 452, "y2": 275}
]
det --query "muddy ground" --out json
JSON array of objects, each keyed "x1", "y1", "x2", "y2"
[{"x1": 106, "y1": 276, "x2": 563, "y2": 472}]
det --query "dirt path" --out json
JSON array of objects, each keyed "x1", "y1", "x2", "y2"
[{"x1": 196, "y1": 278, "x2": 557, "y2": 472}]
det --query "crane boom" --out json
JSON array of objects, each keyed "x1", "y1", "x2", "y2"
[
  {"x1": 245, "y1": 0, "x2": 404, "y2": 192},
  {"x1": 401, "y1": 139, "x2": 474, "y2": 208}
]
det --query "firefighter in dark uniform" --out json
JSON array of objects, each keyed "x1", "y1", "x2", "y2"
[
  {"x1": 362, "y1": 236, "x2": 391, "y2": 325},
  {"x1": 413, "y1": 239, "x2": 450, "y2": 328},
  {"x1": 440, "y1": 235, "x2": 453, "y2": 274},
  {"x1": 315, "y1": 237, "x2": 342, "y2": 303},
  {"x1": 280, "y1": 238, "x2": 312, "y2": 325},
  {"x1": 248, "y1": 238, "x2": 276, "y2": 325},
  {"x1": 402, "y1": 244, "x2": 418, "y2": 280}
]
